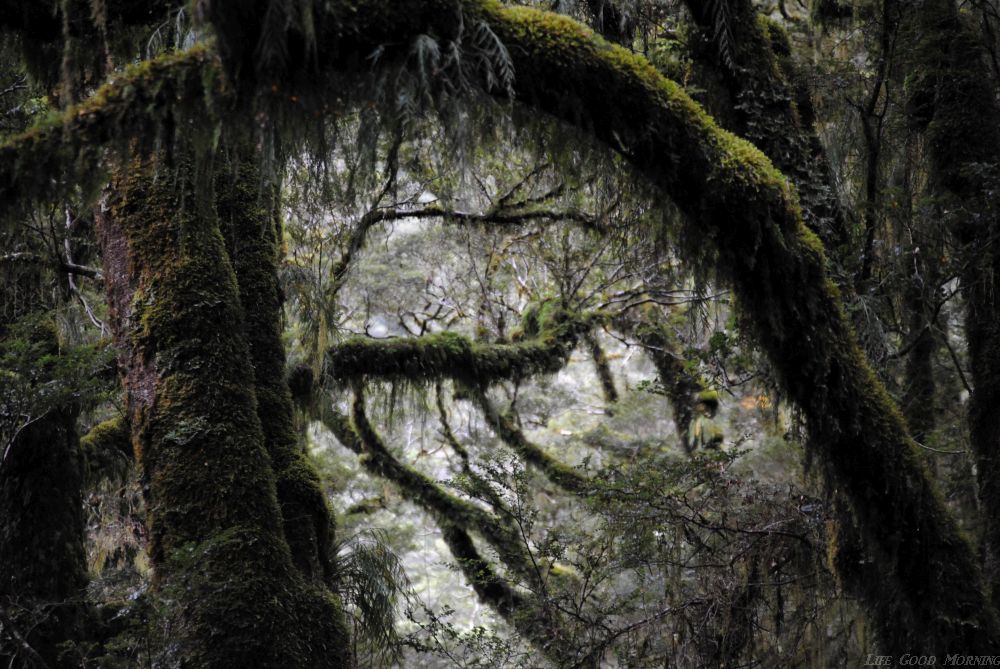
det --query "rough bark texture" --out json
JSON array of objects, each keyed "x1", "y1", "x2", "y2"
[
  {"x1": 215, "y1": 151, "x2": 338, "y2": 585},
  {"x1": 95, "y1": 153, "x2": 351, "y2": 668}
]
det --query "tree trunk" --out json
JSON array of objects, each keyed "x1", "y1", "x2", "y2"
[
  {"x1": 95, "y1": 151, "x2": 351, "y2": 668},
  {"x1": 215, "y1": 149, "x2": 339, "y2": 585},
  {"x1": 904, "y1": 0, "x2": 1000, "y2": 608}
]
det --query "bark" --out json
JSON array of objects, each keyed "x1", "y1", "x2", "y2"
[
  {"x1": 95, "y1": 152, "x2": 351, "y2": 668},
  {"x1": 215, "y1": 150, "x2": 338, "y2": 585},
  {"x1": 476, "y1": 7, "x2": 1000, "y2": 649}
]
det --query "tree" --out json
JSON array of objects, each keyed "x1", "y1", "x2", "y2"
[{"x1": 3, "y1": 0, "x2": 1000, "y2": 665}]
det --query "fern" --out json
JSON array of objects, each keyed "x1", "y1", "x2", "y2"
[
  {"x1": 708, "y1": 0, "x2": 737, "y2": 73},
  {"x1": 336, "y1": 529, "x2": 412, "y2": 665},
  {"x1": 471, "y1": 21, "x2": 515, "y2": 98}
]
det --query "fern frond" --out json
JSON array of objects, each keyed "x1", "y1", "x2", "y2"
[
  {"x1": 336, "y1": 528, "x2": 412, "y2": 664},
  {"x1": 708, "y1": 0, "x2": 737, "y2": 73}
]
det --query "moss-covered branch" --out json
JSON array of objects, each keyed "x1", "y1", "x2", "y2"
[
  {"x1": 323, "y1": 391, "x2": 588, "y2": 664},
  {"x1": 330, "y1": 205, "x2": 604, "y2": 299},
  {"x1": 682, "y1": 0, "x2": 850, "y2": 255},
  {"x1": 472, "y1": 5, "x2": 1000, "y2": 650},
  {"x1": 470, "y1": 386, "x2": 591, "y2": 495},
  {"x1": 325, "y1": 308, "x2": 589, "y2": 387},
  {"x1": 0, "y1": 46, "x2": 221, "y2": 217},
  {"x1": 615, "y1": 311, "x2": 705, "y2": 454},
  {"x1": 320, "y1": 392, "x2": 540, "y2": 584},
  {"x1": 583, "y1": 330, "x2": 618, "y2": 408}
]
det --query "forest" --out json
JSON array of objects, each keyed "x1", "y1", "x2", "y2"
[{"x1": 2, "y1": 0, "x2": 1000, "y2": 666}]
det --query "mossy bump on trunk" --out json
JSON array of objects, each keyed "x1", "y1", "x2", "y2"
[{"x1": 97, "y1": 153, "x2": 351, "y2": 668}]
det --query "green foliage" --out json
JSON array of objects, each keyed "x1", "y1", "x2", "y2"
[
  {"x1": 336, "y1": 529, "x2": 412, "y2": 666},
  {"x1": 0, "y1": 315, "x2": 113, "y2": 450}
]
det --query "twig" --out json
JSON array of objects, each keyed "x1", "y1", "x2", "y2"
[{"x1": 0, "y1": 603, "x2": 52, "y2": 669}]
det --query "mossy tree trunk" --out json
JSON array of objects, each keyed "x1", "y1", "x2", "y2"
[
  {"x1": 215, "y1": 148, "x2": 339, "y2": 586},
  {"x1": 903, "y1": 0, "x2": 1000, "y2": 607},
  {"x1": 95, "y1": 151, "x2": 351, "y2": 668}
]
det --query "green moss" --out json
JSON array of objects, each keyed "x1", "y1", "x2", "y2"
[
  {"x1": 80, "y1": 416, "x2": 132, "y2": 482},
  {"x1": 470, "y1": 386, "x2": 590, "y2": 494},
  {"x1": 324, "y1": 393, "x2": 583, "y2": 664},
  {"x1": 696, "y1": 389, "x2": 720, "y2": 406},
  {"x1": 619, "y1": 314, "x2": 706, "y2": 454},
  {"x1": 215, "y1": 150, "x2": 341, "y2": 587},
  {"x1": 323, "y1": 400, "x2": 543, "y2": 584},
  {"x1": 326, "y1": 308, "x2": 591, "y2": 386},
  {"x1": 584, "y1": 330, "x2": 618, "y2": 406},
  {"x1": 101, "y1": 153, "x2": 351, "y2": 667},
  {"x1": 0, "y1": 45, "x2": 223, "y2": 221}
]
